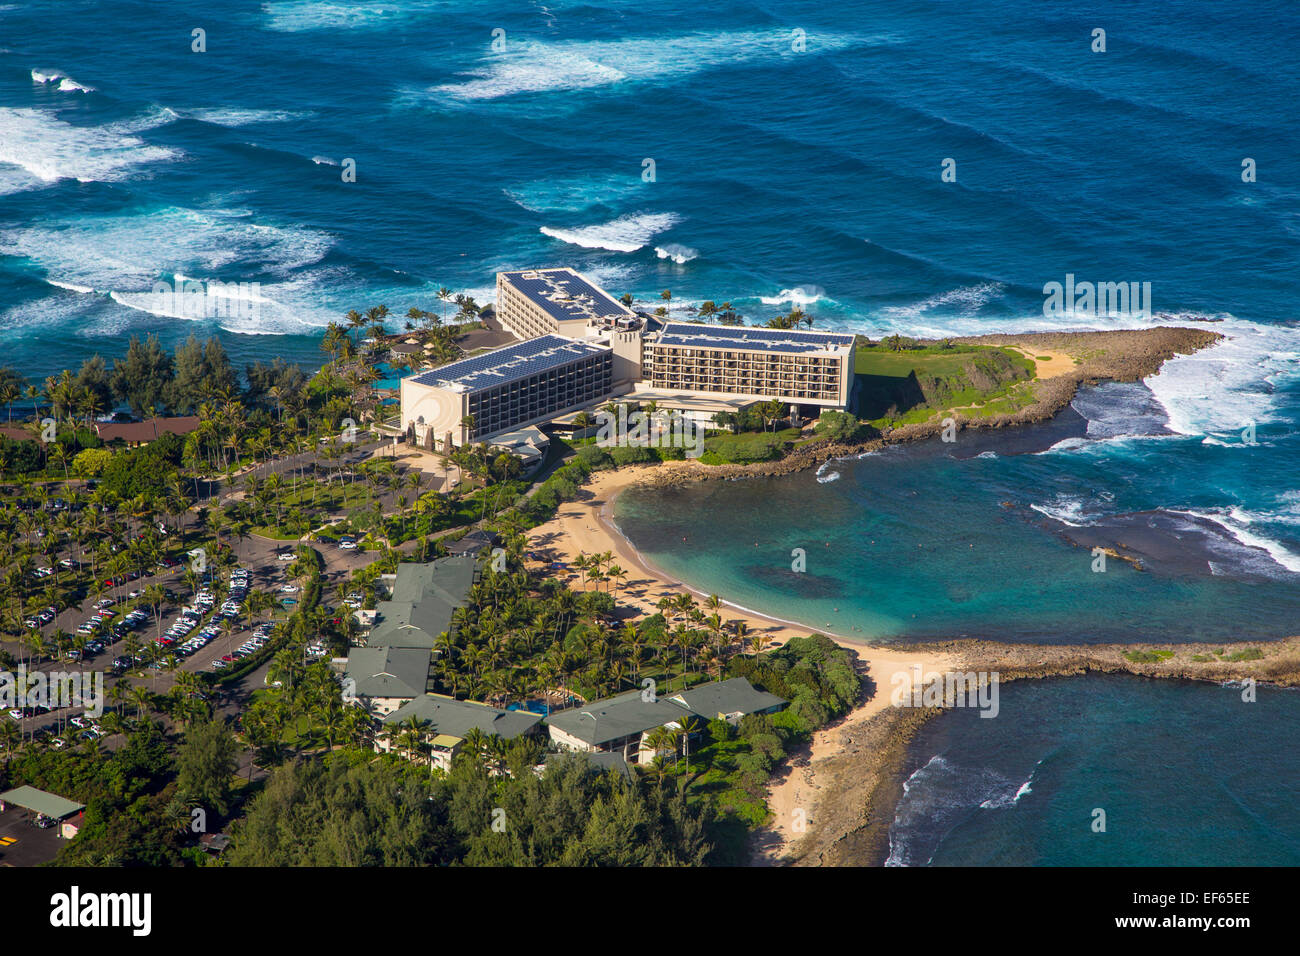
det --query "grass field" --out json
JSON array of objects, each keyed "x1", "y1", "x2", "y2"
[
  {"x1": 854, "y1": 341, "x2": 1036, "y2": 426},
  {"x1": 700, "y1": 427, "x2": 803, "y2": 464}
]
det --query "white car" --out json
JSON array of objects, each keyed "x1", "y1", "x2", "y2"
[
  {"x1": 278, "y1": 584, "x2": 298, "y2": 593},
  {"x1": 277, "y1": 551, "x2": 296, "y2": 562}
]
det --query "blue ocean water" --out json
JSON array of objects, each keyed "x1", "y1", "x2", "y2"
[
  {"x1": 616, "y1": 379, "x2": 1300, "y2": 643},
  {"x1": 2, "y1": 1, "x2": 1298, "y2": 375},
  {"x1": 887, "y1": 675, "x2": 1300, "y2": 866},
  {"x1": 3, "y1": 0, "x2": 1298, "y2": 864}
]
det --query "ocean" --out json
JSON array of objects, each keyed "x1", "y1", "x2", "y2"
[
  {"x1": 886, "y1": 675, "x2": 1300, "y2": 867},
  {"x1": 3, "y1": 0, "x2": 1298, "y2": 865}
]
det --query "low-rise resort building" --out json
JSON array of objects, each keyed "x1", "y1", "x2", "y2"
[
  {"x1": 544, "y1": 677, "x2": 786, "y2": 766},
  {"x1": 343, "y1": 554, "x2": 482, "y2": 716},
  {"x1": 375, "y1": 694, "x2": 543, "y2": 772}
]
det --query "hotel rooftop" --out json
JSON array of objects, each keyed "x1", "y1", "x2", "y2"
[
  {"x1": 653, "y1": 322, "x2": 856, "y2": 354},
  {"x1": 407, "y1": 334, "x2": 610, "y2": 393},
  {"x1": 499, "y1": 268, "x2": 634, "y2": 326}
]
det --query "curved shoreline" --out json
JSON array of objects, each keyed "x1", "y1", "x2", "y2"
[
  {"x1": 622, "y1": 326, "x2": 1223, "y2": 489},
  {"x1": 524, "y1": 325, "x2": 1253, "y2": 867},
  {"x1": 785, "y1": 639, "x2": 1300, "y2": 867},
  {"x1": 596, "y1": 486, "x2": 856, "y2": 640},
  {"x1": 527, "y1": 458, "x2": 1300, "y2": 868}
]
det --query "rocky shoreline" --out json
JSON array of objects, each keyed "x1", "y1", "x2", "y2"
[
  {"x1": 635, "y1": 325, "x2": 1222, "y2": 487},
  {"x1": 778, "y1": 635, "x2": 1300, "y2": 867}
]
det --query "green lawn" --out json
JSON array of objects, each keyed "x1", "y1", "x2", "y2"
[
  {"x1": 700, "y1": 428, "x2": 802, "y2": 464},
  {"x1": 854, "y1": 342, "x2": 1036, "y2": 426}
]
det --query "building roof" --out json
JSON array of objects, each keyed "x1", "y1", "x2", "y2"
[
  {"x1": 500, "y1": 268, "x2": 634, "y2": 326},
  {"x1": 389, "y1": 554, "x2": 478, "y2": 604},
  {"x1": 0, "y1": 785, "x2": 85, "y2": 819},
  {"x1": 94, "y1": 416, "x2": 201, "y2": 443},
  {"x1": 344, "y1": 645, "x2": 430, "y2": 700},
  {"x1": 545, "y1": 678, "x2": 788, "y2": 746},
  {"x1": 544, "y1": 690, "x2": 692, "y2": 747},
  {"x1": 542, "y1": 750, "x2": 633, "y2": 781},
  {"x1": 626, "y1": 385, "x2": 764, "y2": 414},
  {"x1": 652, "y1": 322, "x2": 855, "y2": 354},
  {"x1": 367, "y1": 555, "x2": 478, "y2": 649},
  {"x1": 382, "y1": 693, "x2": 542, "y2": 740},
  {"x1": 444, "y1": 529, "x2": 498, "y2": 557},
  {"x1": 407, "y1": 334, "x2": 610, "y2": 393},
  {"x1": 669, "y1": 677, "x2": 786, "y2": 719}
]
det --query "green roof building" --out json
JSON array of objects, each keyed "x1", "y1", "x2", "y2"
[
  {"x1": 544, "y1": 677, "x2": 786, "y2": 765},
  {"x1": 366, "y1": 554, "x2": 479, "y2": 650},
  {"x1": 343, "y1": 646, "x2": 433, "y2": 716},
  {"x1": 379, "y1": 694, "x2": 543, "y2": 771}
]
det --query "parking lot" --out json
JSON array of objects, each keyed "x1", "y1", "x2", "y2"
[
  {"x1": 1, "y1": 530, "x2": 373, "y2": 737},
  {"x1": 0, "y1": 809, "x2": 66, "y2": 867}
]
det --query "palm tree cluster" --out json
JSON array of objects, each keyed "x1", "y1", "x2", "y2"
[{"x1": 427, "y1": 538, "x2": 760, "y2": 711}]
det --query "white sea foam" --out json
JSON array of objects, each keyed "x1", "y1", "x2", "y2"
[
  {"x1": 980, "y1": 762, "x2": 1040, "y2": 809},
  {"x1": 311, "y1": 155, "x2": 340, "y2": 166},
  {"x1": 0, "y1": 206, "x2": 342, "y2": 333},
  {"x1": 432, "y1": 30, "x2": 881, "y2": 102},
  {"x1": 760, "y1": 285, "x2": 832, "y2": 307},
  {"x1": 504, "y1": 173, "x2": 645, "y2": 214},
  {"x1": 1143, "y1": 317, "x2": 1300, "y2": 440},
  {"x1": 1030, "y1": 496, "x2": 1093, "y2": 527},
  {"x1": 0, "y1": 108, "x2": 180, "y2": 190},
  {"x1": 0, "y1": 206, "x2": 331, "y2": 291},
  {"x1": 182, "y1": 107, "x2": 308, "y2": 127},
  {"x1": 29, "y1": 70, "x2": 94, "y2": 92},
  {"x1": 45, "y1": 279, "x2": 98, "y2": 295},
  {"x1": 655, "y1": 243, "x2": 698, "y2": 264},
  {"x1": 887, "y1": 755, "x2": 1031, "y2": 867},
  {"x1": 540, "y1": 211, "x2": 680, "y2": 253},
  {"x1": 878, "y1": 282, "x2": 1007, "y2": 323},
  {"x1": 264, "y1": 0, "x2": 417, "y2": 32},
  {"x1": 1172, "y1": 508, "x2": 1300, "y2": 575}
]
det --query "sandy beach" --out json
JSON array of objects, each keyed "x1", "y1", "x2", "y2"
[
  {"x1": 526, "y1": 463, "x2": 962, "y2": 864},
  {"x1": 521, "y1": 327, "x2": 1235, "y2": 865}
]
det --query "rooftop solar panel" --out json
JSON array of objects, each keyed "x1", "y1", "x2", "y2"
[
  {"x1": 408, "y1": 334, "x2": 610, "y2": 392},
  {"x1": 653, "y1": 322, "x2": 855, "y2": 354},
  {"x1": 500, "y1": 268, "x2": 634, "y2": 325}
]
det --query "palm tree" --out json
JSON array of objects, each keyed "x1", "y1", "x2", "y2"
[{"x1": 675, "y1": 714, "x2": 701, "y2": 775}]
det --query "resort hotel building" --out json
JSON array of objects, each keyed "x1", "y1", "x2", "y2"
[
  {"x1": 639, "y1": 322, "x2": 855, "y2": 410},
  {"x1": 400, "y1": 333, "x2": 613, "y2": 456},
  {"x1": 496, "y1": 267, "x2": 637, "y2": 339},
  {"x1": 400, "y1": 268, "x2": 857, "y2": 457}
]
